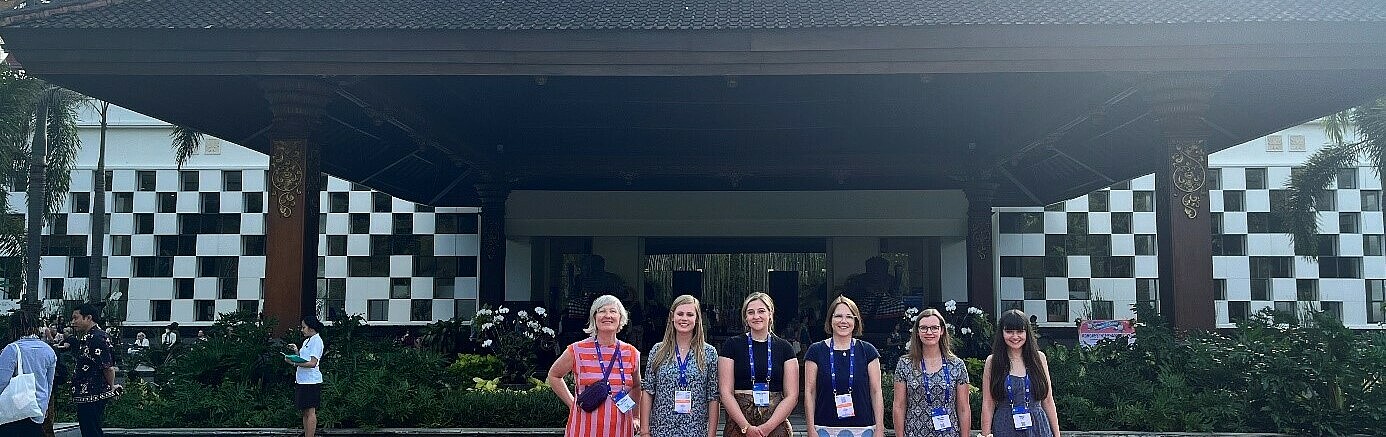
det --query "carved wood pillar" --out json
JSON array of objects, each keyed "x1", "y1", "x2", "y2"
[
  {"x1": 1148, "y1": 73, "x2": 1221, "y2": 331},
  {"x1": 261, "y1": 78, "x2": 332, "y2": 330},
  {"x1": 964, "y1": 182, "x2": 998, "y2": 314},
  {"x1": 476, "y1": 179, "x2": 510, "y2": 308}
]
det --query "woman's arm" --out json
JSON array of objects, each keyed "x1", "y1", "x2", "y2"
[
  {"x1": 980, "y1": 355, "x2": 994, "y2": 436},
  {"x1": 957, "y1": 381, "x2": 973, "y2": 436},
  {"x1": 868, "y1": 359, "x2": 885, "y2": 437},
  {"x1": 891, "y1": 378, "x2": 907, "y2": 436},
  {"x1": 717, "y1": 357, "x2": 753, "y2": 435},
  {"x1": 802, "y1": 359, "x2": 817, "y2": 432},
  {"x1": 1040, "y1": 351, "x2": 1061, "y2": 437},
  {"x1": 761, "y1": 357, "x2": 800, "y2": 436},
  {"x1": 548, "y1": 346, "x2": 576, "y2": 410}
]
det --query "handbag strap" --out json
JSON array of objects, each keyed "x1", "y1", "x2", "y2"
[{"x1": 9, "y1": 343, "x2": 22, "y2": 375}]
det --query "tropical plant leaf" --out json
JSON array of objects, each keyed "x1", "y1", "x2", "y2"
[{"x1": 170, "y1": 124, "x2": 203, "y2": 168}]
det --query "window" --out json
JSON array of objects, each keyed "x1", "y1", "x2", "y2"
[
  {"x1": 999, "y1": 212, "x2": 1044, "y2": 234},
  {"x1": 411, "y1": 299, "x2": 433, "y2": 321},
  {"x1": 326, "y1": 235, "x2": 347, "y2": 256},
  {"x1": 392, "y1": 213, "x2": 412, "y2": 235},
  {"x1": 243, "y1": 192, "x2": 263, "y2": 213},
  {"x1": 350, "y1": 213, "x2": 370, "y2": 234},
  {"x1": 41, "y1": 235, "x2": 86, "y2": 256},
  {"x1": 1023, "y1": 278, "x2": 1045, "y2": 300},
  {"x1": 323, "y1": 298, "x2": 347, "y2": 322},
  {"x1": 219, "y1": 278, "x2": 237, "y2": 299},
  {"x1": 1214, "y1": 279, "x2": 1227, "y2": 300},
  {"x1": 178, "y1": 214, "x2": 242, "y2": 234},
  {"x1": 49, "y1": 214, "x2": 67, "y2": 234},
  {"x1": 1245, "y1": 168, "x2": 1267, "y2": 190},
  {"x1": 71, "y1": 192, "x2": 90, "y2": 213},
  {"x1": 1111, "y1": 212, "x2": 1132, "y2": 234},
  {"x1": 113, "y1": 193, "x2": 134, "y2": 213},
  {"x1": 367, "y1": 300, "x2": 389, "y2": 321},
  {"x1": 373, "y1": 192, "x2": 392, "y2": 213},
  {"x1": 1365, "y1": 235, "x2": 1384, "y2": 256},
  {"x1": 318, "y1": 278, "x2": 346, "y2": 301},
  {"x1": 151, "y1": 300, "x2": 172, "y2": 321},
  {"x1": 435, "y1": 213, "x2": 478, "y2": 234},
  {"x1": 200, "y1": 193, "x2": 220, "y2": 214},
  {"x1": 1212, "y1": 234, "x2": 1246, "y2": 256},
  {"x1": 158, "y1": 192, "x2": 176, "y2": 213},
  {"x1": 1321, "y1": 301, "x2": 1343, "y2": 322},
  {"x1": 111, "y1": 236, "x2": 131, "y2": 256},
  {"x1": 1250, "y1": 279, "x2": 1271, "y2": 301},
  {"x1": 134, "y1": 256, "x2": 173, "y2": 277},
  {"x1": 1340, "y1": 213, "x2": 1360, "y2": 234},
  {"x1": 1090, "y1": 301, "x2": 1114, "y2": 320},
  {"x1": 1247, "y1": 213, "x2": 1287, "y2": 234},
  {"x1": 351, "y1": 182, "x2": 369, "y2": 191},
  {"x1": 1136, "y1": 279, "x2": 1158, "y2": 304},
  {"x1": 242, "y1": 236, "x2": 265, "y2": 256},
  {"x1": 1229, "y1": 301, "x2": 1251, "y2": 323},
  {"x1": 434, "y1": 277, "x2": 456, "y2": 299},
  {"x1": 1337, "y1": 168, "x2": 1358, "y2": 189},
  {"x1": 1207, "y1": 168, "x2": 1222, "y2": 190},
  {"x1": 1090, "y1": 256, "x2": 1134, "y2": 278},
  {"x1": 1269, "y1": 190, "x2": 1292, "y2": 211},
  {"x1": 102, "y1": 170, "x2": 114, "y2": 191},
  {"x1": 156, "y1": 235, "x2": 196, "y2": 256},
  {"x1": 195, "y1": 300, "x2": 215, "y2": 321},
  {"x1": 222, "y1": 171, "x2": 242, "y2": 191},
  {"x1": 135, "y1": 214, "x2": 154, "y2": 234},
  {"x1": 1369, "y1": 280, "x2": 1385, "y2": 324},
  {"x1": 1068, "y1": 278, "x2": 1089, "y2": 300},
  {"x1": 180, "y1": 170, "x2": 200, "y2": 191},
  {"x1": 1211, "y1": 212, "x2": 1224, "y2": 234},
  {"x1": 347, "y1": 256, "x2": 390, "y2": 277},
  {"x1": 1044, "y1": 202, "x2": 1064, "y2": 212},
  {"x1": 455, "y1": 299, "x2": 477, "y2": 321},
  {"x1": 329, "y1": 193, "x2": 348, "y2": 213},
  {"x1": 1223, "y1": 191, "x2": 1245, "y2": 212},
  {"x1": 1046, "y1": 300, "x2": 1069, "y2": 323},
  {"x1": 1250, "y1": 256, "x2": 1294, "y2": 278},
  {"x1": 1067, "y1": 213, "x2": 1088, "y2": 234},
  {"x1": 238, "y1": 300, "x2": 259, "y2": 314},
  {"x1": 1110, "y1": 180, "x2": 1131, "y2": 190},
  {"x1": 416, "y1": 204, "x2": 434, "y2": 213},
  {"x1": 391, "y1": 278, "x2": 411, "y2": 299},
  {"x1": 67, "y1": 256, "x2": 91, "y2": 278},
  {"x1": 176, "y1": 278, "x2": 194, "y2": 299},
  {"x1": 1363, "y1": 191, "x2": 1382, "y2": 212},
  {"x1": 1088, "y1": 191, "x2": 1109, "y2": 212},
  {"x1": 137, "y1": 171, "x2": 156, "y2": 191},
  {"x1": 1296, "y1": 280, "x2": 1319, "y2": 301},
  {"x1": 1133, "y1": 191, "x2": 1154, "y2": 212},
  {"x1": 1315, "y1": 190, "x2": 1336, "y2": 211},
  {"x1": 198, "y1": 256, "x2": 239, "y2": 278},
  {"x1": 44, "y1": 278, "x2": 63, "y2": 300},
  {"x1": 1318, "y1": 257, "x2": 1362, "y2": 279},
  {"x1": 1273, "y1": 301, "x2": 1298, "y2": 323},
  {"x1": 412, "y1": 256, "x2": 478, "y2": 278}
]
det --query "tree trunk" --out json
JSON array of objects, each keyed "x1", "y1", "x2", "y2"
[
  {"x1": 23, "y1": 93, "x2": 48, "y2": 306},
  {"x1": 87, "y1": 101, "x2": 108, "y2": 302}
]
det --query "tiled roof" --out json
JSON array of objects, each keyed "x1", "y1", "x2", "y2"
[{"x1": 5, "y1": 0, "x2": 1386, "y2": 30}]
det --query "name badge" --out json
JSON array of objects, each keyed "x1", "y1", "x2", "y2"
[
  {"x1": 752, "y1": 382, "x2": 771, "y2": 407},
  {"x1": 834, "y1": 393, "x2": 855, "y2": 418},
  {"x1": 1011, "y1": 405, "x2": 1033, "y2": 430},
  {"x1": 614, "y1": 391, "x2": 636, "y2": 413},
  {"x1": 931, "y1": 407, "x2": 952, "y2": 430},
  {"x1": 673, "y1": 390, "x2": 692, "y2": 414}
]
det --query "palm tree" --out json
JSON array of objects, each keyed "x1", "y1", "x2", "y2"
[
  {"x1": 0, "y1": 65, "x2": 83, "y2": 305},
  {"x1": 86, "y1": 101, "x2": 109, "y2": 303},
  {"x1": 1282, "y1": 98, "x2": 1386, "y2": 258}
]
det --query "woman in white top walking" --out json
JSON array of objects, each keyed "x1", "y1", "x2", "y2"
[{"x1": 285, "y1": 316, "x2": 326, "y2": 437}]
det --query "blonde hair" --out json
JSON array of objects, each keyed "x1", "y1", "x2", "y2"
[
  {"x1": 741, "y1": 292, "x2": 776, "y2": 334},
  {"x1": 651, "y1": 295, "x2": 708, "y2": 371},
  {"x1": 583, "y1": 294, "x2": 630, "y2": 335},
  {"x1": 823, "y1": 295, "x2": 864, "y2": 337},
  {"x1": 907, "y1": 308, "x2": 956, "y2": 366}
]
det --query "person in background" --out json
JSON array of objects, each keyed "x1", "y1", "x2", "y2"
[
  {"x1": 0, "y1": 309, "x2": 59, "y2": 437},
  {"x1": 981, "y1": 310, "x2": 1059, "y2": 437},
  {"x1": 286, "y1": 316, "x2": 326, "y2": 437},
  {"x1": 70, "y1": 303, "x2": 119, "y2": 437},
  {"x1": 804, "y1": 296, "x2": 883, "y2": 437},
  {"x1": 893, "y1": 308, "x2": 971, "y2": 437},
  {"x1": 160, "y1": 324, "x2": 178, "y2": 348}
]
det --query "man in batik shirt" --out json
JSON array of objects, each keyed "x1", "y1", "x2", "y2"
[{"x1": 70, "y1": 304, "x2": 119, "y2": 437}]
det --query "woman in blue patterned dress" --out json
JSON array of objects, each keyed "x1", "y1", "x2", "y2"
[
  {"x1": 893, "y1": 308, "x2": 971, "y2": 437},
  {"x1": 980, "y1": 310, "x2": 1059, "y2": 437},
  {"x1": 640, "y1": 295, "x2": 720, "y2": 437}
]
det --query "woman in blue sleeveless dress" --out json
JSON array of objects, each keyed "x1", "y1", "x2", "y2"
[{"x1": 980, "y1": 310, "x2": 1058, "y2": 437}]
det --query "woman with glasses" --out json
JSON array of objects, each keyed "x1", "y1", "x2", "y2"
[
  {"x1": 892, "y1": 308, "x2": 971, "y2": 437},
  {"x1": 980, "y1": 309, "x2": 1059, "y2": 437},
  {"x1": 804, "y1": 295, "x2": 884, "y2": 437}
]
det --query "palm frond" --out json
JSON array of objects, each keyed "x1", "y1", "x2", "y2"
[
  {"x1": 1280, "y1": 141, "x2": 1363, "y2": 259},
  {"x1": 1351, "y1": 97, "x2": 1386, "y2": 184},
  {"x1": 170, "y1": 125, "x2": 203, "y2": 168},
  {"x1": 1320, "y1": 110, "x2": 1354, "y2": 145},
  {"x1": 40, "y1": 88, "x2": 85, "y2": 221}
]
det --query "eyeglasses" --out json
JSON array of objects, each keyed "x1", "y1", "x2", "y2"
[{"x1": 918, "y1": 325, "x2": 942, "y2": 333}]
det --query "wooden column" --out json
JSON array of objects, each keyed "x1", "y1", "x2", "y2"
[
  {"x1": 261, "y1": 78, "x2": 331, "y2": 330},
  {"x1": 965, "y1": 182, "x2": 998, "y2": 315},
  {"x1": 1148, "y1": 73, "x2": 1221, "y2": 331},
  {"x1": 476, "y1": 180, "x2": 510, "y2": 308}
]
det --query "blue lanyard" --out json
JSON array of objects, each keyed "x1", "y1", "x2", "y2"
[
  {"x1": 1005, "y1": 375, "x2": 1031, "y2": 409},
  {"x1": 594, "y1": 338, "x2": 626, "y2": 388},
  {"x1": 747, "y1": 333, "x2": 773, "y2": 385},
  {"x1": 674, "y1": 343, "x2": 693, "y2": 387},
  {"x1": 923, "y1": 356, "x2": 952, "y2": 406},
  {"x1": 827, "y1": 339, "x2": 856, "y2": 395}
]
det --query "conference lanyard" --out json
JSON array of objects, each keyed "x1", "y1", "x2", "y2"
[
  {"x1": 747, "y1": 333, "x2": 773, "y2": 385},
  {"x1": 828, "y1": 339, "x2": 856, "y2": 396}
]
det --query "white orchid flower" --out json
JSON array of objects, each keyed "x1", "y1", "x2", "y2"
[
  {"x1": 541, "y1": 327, "x2": 555, "y2": 336},
  {"x1": 517, "y1": 310, "x2": 528, "y2": 318},
  {"x1": 960, "y1": 327, "x2": 972, "y2": 335},
  {"x1": 944, "y1": 300, "x2": 957, "y2": 312},
  {"x1": 968, "y1": 307, "x2": 983, "y2": 315},
  {"x1": 498, "y1": 307, "x2": 510, "y2": 314},
  {"x1": 481, "y1": 339, "x2": 493, "y2": 347}
]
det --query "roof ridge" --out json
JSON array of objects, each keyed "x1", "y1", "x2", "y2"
[{"x1": 0, "y1": 0, "x2": 129, "y2": 27}]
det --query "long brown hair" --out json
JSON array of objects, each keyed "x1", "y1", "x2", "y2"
[
  {"x1": 907, "y1": 308, "x2": 956, "y2": 366},
  {"x1": 651, "y1": 295, "x2": 708, "y2": 370},
  {"x1": 988, "y1": 309, "x2": 1050, "y2": 402}
]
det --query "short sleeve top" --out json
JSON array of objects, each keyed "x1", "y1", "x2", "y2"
[{"x1": 719, "y1": 334, "x2": 796, "y2": 391}]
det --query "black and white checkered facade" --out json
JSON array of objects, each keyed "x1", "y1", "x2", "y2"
[{"x1": 995, "y1": 124, "x2": 1385, "y2": 328}]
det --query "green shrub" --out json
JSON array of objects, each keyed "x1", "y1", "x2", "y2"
[{"x1": 447, "y1": 353, "x2": 505, "y2": 389}]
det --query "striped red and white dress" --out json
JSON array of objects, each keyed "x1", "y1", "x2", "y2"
[{"x1": 566, "y1": 338, "x2": 640, "y2": 437}]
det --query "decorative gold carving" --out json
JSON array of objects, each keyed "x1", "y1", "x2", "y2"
[
  {"x1": 1169, "y1": 140, "x2": 1207, "y2": 219},
  {"x1": 270, "y1": 143, "x2": 306, "y2": 218},
  {"x1": 969, "y1": 216, "x2": 992, "y2": 260}
]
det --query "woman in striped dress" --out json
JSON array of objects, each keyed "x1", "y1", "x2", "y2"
[{"x1": 548, "y1": 294, "x2": 642, "y2": 437}]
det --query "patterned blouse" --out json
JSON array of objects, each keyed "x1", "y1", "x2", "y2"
[
  {"x1": 641, "y1": 342, "x2": 719, "y2": 437},
  {"x1": 72, "y1": 326, "x2": 115, "y2": 403},
  {"x1": 895, "y1": 355, "x2": 970, "y2": 437}
]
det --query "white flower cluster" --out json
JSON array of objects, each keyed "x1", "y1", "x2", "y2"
[
  {"x1": 477, "y1": 305, "x2": 558, "y2": 349},
  {"x1": 944, "y1": 300, "x2": 958, "y2": 312},
  {"x1": 968, "y1": 307, "x2": 983, "y2": 315}
]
